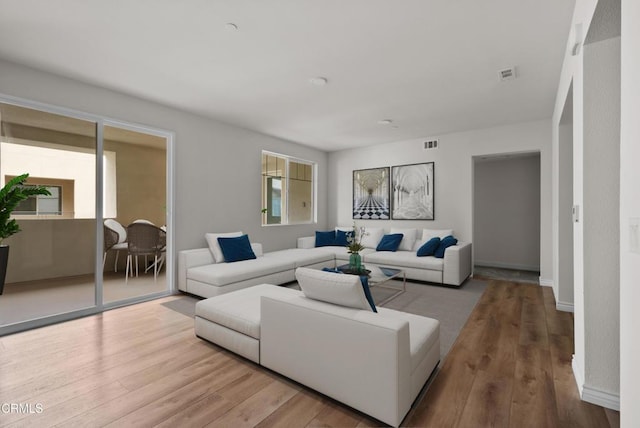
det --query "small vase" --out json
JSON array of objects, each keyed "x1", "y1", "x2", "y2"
[{"x1": 349, "y1": 252, "x2": 362, "y2": 272}]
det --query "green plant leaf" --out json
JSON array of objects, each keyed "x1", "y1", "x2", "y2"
[{"x1": 0, "y1": 173, "x2": 52, "y2": 242}]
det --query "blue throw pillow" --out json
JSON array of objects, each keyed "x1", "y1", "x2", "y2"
[
  {"x1": 434, "y1": 235, "x2": 458, "y2": 258},
  {"x1": 417, "y1": 237, "x2": 440, "y2": 257},
  {"x1": 376, "y1": 233, "x2": 404, "y2": 252},
  {"x1": 217, "y1": 234, "x2": 257, "y2": 263},
  {"x1": 315, "y1": 230, "x2": 336, "y2": 247},
  {"x1": 359, "y1": 276, "x2": 377, "y2": 313},
  {"x1": 335, "y1": 229, "x2": 353, "y2": 246},
  {"x1": 321, "y1": 267, "x2": 377, "y2": 312}
]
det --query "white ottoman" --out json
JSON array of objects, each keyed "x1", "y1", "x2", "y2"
[{"x1": 194, "y1": 284, "x2": 302, "y2": 363}]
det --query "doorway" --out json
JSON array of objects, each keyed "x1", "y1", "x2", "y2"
[{"x1": 473, "y1": 152, "x2": 541, "y2": 276}]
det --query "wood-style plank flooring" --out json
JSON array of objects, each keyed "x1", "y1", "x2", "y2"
[{"x1": 0, "y1": 280, "x2": 617, "y2": 427}]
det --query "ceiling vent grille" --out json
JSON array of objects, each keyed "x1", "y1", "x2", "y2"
[
  {"x1": 424, "y1": 139, "x2": 439, "y2": 150},
  {"x1": 498, "y1": 67, "x2": 517, "y2": 81}
]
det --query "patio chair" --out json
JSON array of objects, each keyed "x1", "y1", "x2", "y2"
[
  {"x1": 103, "y1": 219, "x2": 128, "y2": 272},
  {"x1": 126, "y1": 222, "x2": 166, "y2": 282}
]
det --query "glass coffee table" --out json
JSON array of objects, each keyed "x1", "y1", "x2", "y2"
[{"x1": 336, "y1": 264, "x2": 406, "y2": 305}]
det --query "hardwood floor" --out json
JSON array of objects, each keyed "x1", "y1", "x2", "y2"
[{"x1": 0, "y1": 280, "x2": 617, "y2": 427}]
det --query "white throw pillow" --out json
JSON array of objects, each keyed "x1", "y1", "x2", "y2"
[
  {"x1": 390, "y1": 228, "x2": 417, "y2": 252},
  {"x1": 360, "y1": 227, "x2": 384, "y2": 249},
  {"x1": 205, "y1": 231, "x2": 243, "y2": 263},
  {"x1": 295, "y1": 267, "x2": 374, "y2": 312},
  {"x1": 414, "y1": 229, "x2": 454, "y2": 251}
]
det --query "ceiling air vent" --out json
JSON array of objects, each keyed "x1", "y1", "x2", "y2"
[
  {"x1": 424, "y1": 139, "x2": 439, "y2": 150},
  {"x1": 498, "y1": 67, "x2": 516, "y2": 81}
]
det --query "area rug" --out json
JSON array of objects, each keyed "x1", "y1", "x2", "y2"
[{"x1": 161, "y1": 278, "x2": 487, "y2": 361}]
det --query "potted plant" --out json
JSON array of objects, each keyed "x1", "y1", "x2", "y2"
[
  {"x1": 346, "y1": 223, "x2": 367, "y2": 272},
  {"x1": 0, "y1": 174, "x2": 51, "y2": 295}
]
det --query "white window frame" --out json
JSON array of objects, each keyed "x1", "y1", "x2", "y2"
[{"x1": 261, "y1": 150, "x2": 317, "y2": 226}]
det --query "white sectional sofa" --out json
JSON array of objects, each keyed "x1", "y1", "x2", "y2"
[
  {"x1": 195, "y1": 269, "x2": 441, "y2": 427},
  {"x1": 179, "y1": 227, "x2": 472, "y2": 298},
  {"x1": 297, "y1": 227, "x2": 472, "y2": 286}
]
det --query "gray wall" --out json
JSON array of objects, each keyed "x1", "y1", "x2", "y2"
[
  {"x1": 0, "y1": 59, "x2": 328, "y2": 285},
  {"x1": 473, "y1": 154, "x2": 541, "y2": 271}
]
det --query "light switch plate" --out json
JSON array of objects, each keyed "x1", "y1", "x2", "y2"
[{"x1": 630, "y1": 218, "x2": 640, "y2": 254}]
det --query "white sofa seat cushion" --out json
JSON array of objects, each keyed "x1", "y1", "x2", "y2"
[
  {"x1": 195, "y1": 284, "x2": 301, "y2": 339},
  {"x1": 377, "y1": 307, "x2": 440, "y2": 372},
  {"x1": 188, "y1": 257, "x2": 295, "y2": 286},
  {"x1": 265, "y1": 248, "x2": 334, "y2": 267},
  {"x1": 364, "y1": 250, "x2": 444, "y2": 271}
]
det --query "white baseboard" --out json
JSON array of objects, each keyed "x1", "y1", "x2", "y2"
[
  {"x1": 582, "y1": 385, "x2": 620, "y2": 411},
  {"x1": 556, "y1": 301, "x2": 574, "y2": 312},
  {"x1": 572, "y1": 355, "x2": 620, "y2": 410},
  {"x1": 539, "y1": 277, "x2": 554, "y2": 287}
]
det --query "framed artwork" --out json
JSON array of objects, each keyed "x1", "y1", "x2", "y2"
[
  {"x1": 391, "y1": 162, "x2": 434, "y2": 220},
  {"x1": 352, "y1": 167, "x2": 390, "y2": 220}
]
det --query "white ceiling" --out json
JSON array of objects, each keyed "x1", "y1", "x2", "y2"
[{"x1": 0, "y1": 0, "x2": 575, "y2": 152}]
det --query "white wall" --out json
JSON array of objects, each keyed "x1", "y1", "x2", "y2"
[
  {"x1": 474, "y1": 155, "x2": 540, "y2": 271},
  {"x1": 619, "y1": 0, "x2": 640, "y2": 425},
  {"x1": 327, "y1": 119, "x2": 552, "y2": 281},
  {"x1": 0, "y1": 59, "x2": 328, "y2": 280},
  {"x1": 557, "y1": 91, "x2": 574, "y2": 310},
  {"x1": 583, "y1": 34, "x2": 620, "y2": 397},
  {"x1": 551, "y1": 0, "x2": 623, "y2": 411}
]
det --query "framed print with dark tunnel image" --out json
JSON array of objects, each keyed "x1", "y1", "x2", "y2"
[
  {"x1": 352, "y1": 167, "x2": 390, "y2": 220},
  {"x1": 391, "y1": 162, "x2": 434, "y2": 220}
]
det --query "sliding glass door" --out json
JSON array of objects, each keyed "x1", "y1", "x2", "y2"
[
  {"x1": 102, "y1": 124, "x2": 168, "y2": 304},
  {"x1": 0, "y1": 102, "x2": 98, "y2": 331},
  {"x1": 0, "y1": 98, "x2": 173, "y2": 335}
]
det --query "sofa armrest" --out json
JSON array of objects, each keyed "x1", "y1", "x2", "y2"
[
  {"x1": 297, "y1": 236, "x2": 315, "y2": 249},
  {"x1": 442, "y1": 242, "x2": 472, "y2": 286},
  {"x1": 260, "y1": 295, "x2": 412, "y2": 427},
  {"x1": 178, "y1": 248, "x2": 214, "y2": 292}
]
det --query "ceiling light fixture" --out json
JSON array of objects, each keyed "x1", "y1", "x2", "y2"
[
  {"x1": 377, "y1": 119, "x2": 393, "y2": 125},
  {"x1": 309, "y1": 77, "x2": 328, "y2": 86},
  {"x1": 225, "y1": 23, "x2": 238, "y2": 31}
]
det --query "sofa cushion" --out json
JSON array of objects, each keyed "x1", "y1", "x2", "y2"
[
  {"x1": 377, "y1": 307, "x2": 440, "y2": 372},
  {"x1": 205, "y1": 231, "x2": 243, "y2": 263},
  {"x1": 265, "y1": 248, "x2": 334, "y2": 267},
  {"x1": 334, "y1": 229, "x2": 353, "y2": 246},
  {"x1": 414, "y1": 229, "x2": 454, "y2": 251},
  {"x1": 217, "y1": 234, "x2": 257, "y2": 263},
  {"x1": 361, "y1": 227, "x2": 384, "y2": 249},
  {"x1": 417, "y1": 237, "x2": 440, "y2": 257},
  {"x1": 295, "y1": 267, "x2": 375, "y2": 312},
  {"x1": 376, "y1": 233, "x2": 404, "y2": 252},
  {"x1": 363, "y1": 250, "x2": 444, "y2": 271},
  {"x1": 195, "y1": 284, "x2": 302, "y2": 339},
  {"x1": 307, "y1": 246, "x2": 375, "y2": 261},
  {"x1": 390, "y1": 228, "x2": 417, "y2": 251},
  {"x1": 315, "y1": 230, "x2": 336, "y2": 247},
  {"x1": 188, "y1": 257, "x2": 295, "y2": 286},
  {"x1": 435, "y1": 235, "x2": 458, "y2": 258}
]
